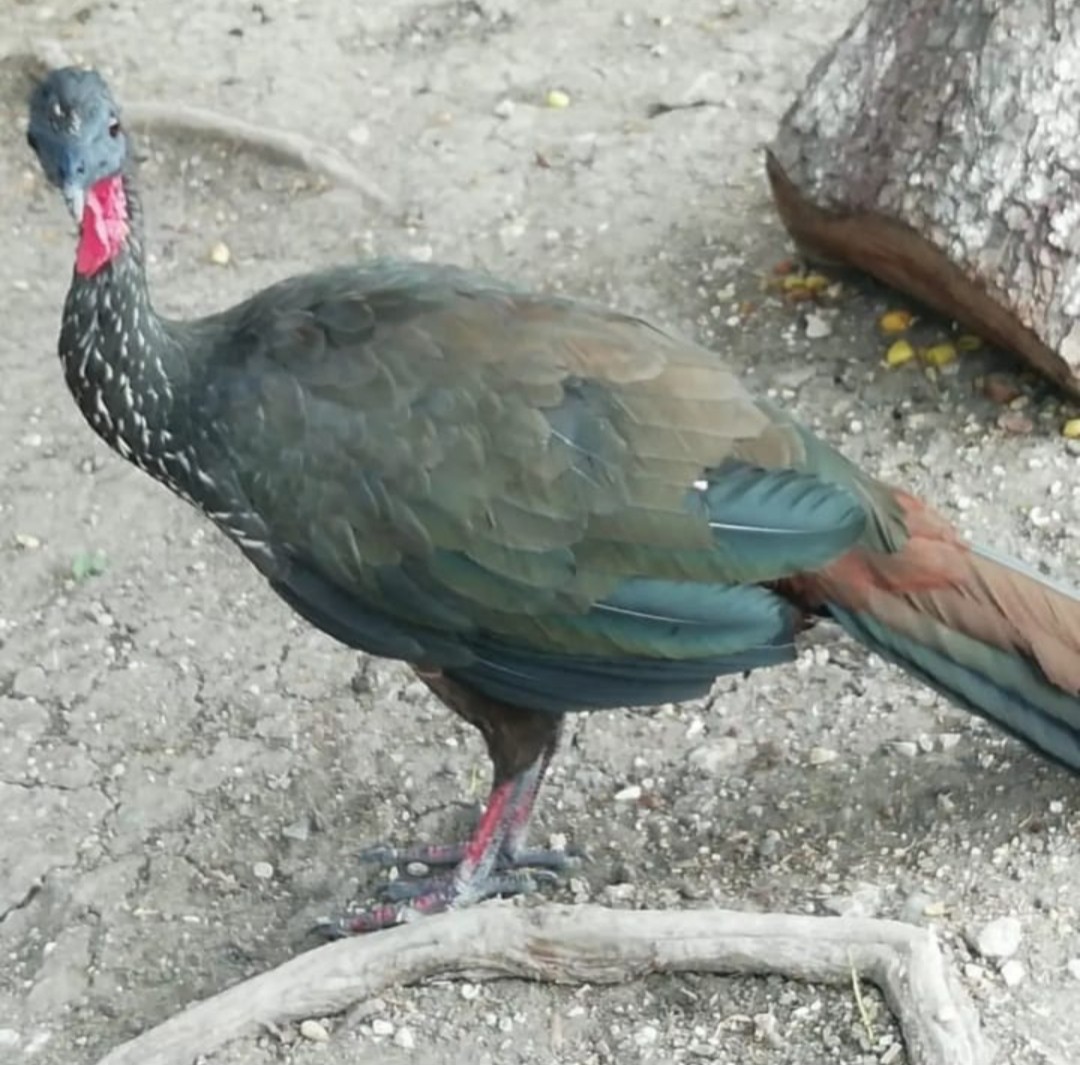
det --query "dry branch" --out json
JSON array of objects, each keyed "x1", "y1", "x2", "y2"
[
  {"x1": 768, "y1": 0, "x2": 1080, "y2": 397},
  {"x1": 93, "y1": 903, "x2": 992, "y2": 1065},
  {"x1": 10, "y1": 40, "x2": 390, "y2": 207}
]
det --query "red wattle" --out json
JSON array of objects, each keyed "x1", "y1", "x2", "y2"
[{"x1": 75, "y1": 175, "x2": 129, "y2": 277}]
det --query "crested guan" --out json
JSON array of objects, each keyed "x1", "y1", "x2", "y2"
[{"x1": 25, "y1": 67, "x2": 1080, "y2": 934}]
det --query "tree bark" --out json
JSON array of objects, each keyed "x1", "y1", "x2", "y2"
[{"x1": 768, "y1": 0, "x2": 1080, "y2": 398}]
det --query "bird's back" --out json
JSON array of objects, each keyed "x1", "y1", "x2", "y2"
[{"x1": 157, "y1": 261, "x2": 874, "y2": 712}]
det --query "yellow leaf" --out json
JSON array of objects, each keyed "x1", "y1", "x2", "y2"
[
  {"x1": 802, "y1": 273, "x2": 830, "y2": 293},
  {"x1": 884, "y1": 339, "x2": 916, "y2": 367},
  {"x1": 879, "y1": 309, "x2": 914, "y2": 334},
  {"x1": 1062, "y1": 418, "x2": 1080, "y2": 439},
  {"x1": 545, "y1": 89, "x2": 571, "y2": 109},
  {"x1": 922, "y1": 342, "x2": 958, "y2": 367},
  {"x1": 956, "y1": 333, "x2": 983, "y2": 351}
]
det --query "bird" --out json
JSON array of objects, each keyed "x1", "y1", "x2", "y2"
[{"x1": 25, "y1": 66, "x2": 1080, "y2": 935}]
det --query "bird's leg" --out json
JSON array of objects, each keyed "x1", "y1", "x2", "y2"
[
  {"x1": 331, "y1": 748, "x2": 555, "y2": 933},
  {"x1": 359, "y1": 743, "x2": 573, "y2": 876},
  {"x1": 325, "y1": 674, "x2": 570, "y2": 935}
]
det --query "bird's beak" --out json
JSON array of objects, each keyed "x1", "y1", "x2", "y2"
[{"x1": 62, "y1": 183, "x2": 85, "y2": 223}]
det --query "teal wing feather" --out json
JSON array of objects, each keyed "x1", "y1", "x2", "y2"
[{"x1": 192, "y1": 261, "x2": 870, "y2": 712}]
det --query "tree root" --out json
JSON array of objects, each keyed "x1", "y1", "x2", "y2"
[
  {"x1": 12, "y1": 39, "x2": 391, "y2": 207},
  {"x1": 93, "y1": 903, "x2": 992, "y2": 1065}
]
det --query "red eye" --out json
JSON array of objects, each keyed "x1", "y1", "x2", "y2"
[{"x1": 108, "y1": 118, "x2": 121, "y2": 138}]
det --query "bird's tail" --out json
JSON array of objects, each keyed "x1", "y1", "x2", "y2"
[{"x1": 792, "y1": 490, "x2": 1080, "y2": 773}]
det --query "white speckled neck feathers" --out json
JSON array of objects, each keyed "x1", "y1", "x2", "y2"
[{"x1": 59, "y1": 173, "x2": 189, "y2": 494}]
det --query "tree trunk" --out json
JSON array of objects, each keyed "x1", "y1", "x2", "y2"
[{"x1": 767, "y1": 0, "x2": 1080, "y2": 399}]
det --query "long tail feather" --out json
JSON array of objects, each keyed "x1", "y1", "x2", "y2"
[{"x1": 793, "y1": 491, "x2": 1080, "y2": 773}]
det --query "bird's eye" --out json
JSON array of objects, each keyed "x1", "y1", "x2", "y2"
[{"x1": 108, "y1": 118, "x2": 121, "y2": 138}]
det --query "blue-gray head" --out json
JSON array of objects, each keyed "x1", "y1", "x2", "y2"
[{"x1": 27, "y1": 67, "x2": 129, "y2": 221}]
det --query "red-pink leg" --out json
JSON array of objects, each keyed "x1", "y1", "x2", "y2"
[{"x1": 325, "y1": 749, "x2": 571, "y2": 936}]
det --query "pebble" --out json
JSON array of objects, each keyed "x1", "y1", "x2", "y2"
[
  {"x1": 804, "y1": 311, "x2": 833, "y2": 339},
  {"x1": 998, "y1": 410, "x2": 1033, "y2": 435},
  {"x1": 602, "y1": 882, "x2": 636, "y2": 903},
  {"x1": 208, "y1": 241, "x2": 231, "y2": 266},
  {"x1": 823, "y1": 882, "x2": 882, "y2": 919},
  {"x1": 460, "y1": 983, "x2": 480, "y2": 1001},
  {"x1": 939, "y1": 733, "x2": 962, "y2": 752},
  {"x1": 282, "y1": 816, "x2": 311, "y2": 842},
  {"x1": 807, "y1": 746, "x2": 838, "y2": 766},
  {"x1": 970, "y1": 916, "x2": 1022, "y2": 959},
  {"x1": 900, "y1": 892, "x2": 940, "y2": 924},
  {"x1": 393, "y1": 1027, "x2": 415, "y2": 1049},
  {"x1": 999, "y1": 959, "x2": 1026, "y2": 987},
  {"x1": 12, "y1": 666, "x2": 48, "y2": 699},
  {"x1": 880, "y1": 1043, "x2": 903, "y2": 1065},
  {"x1": 493, "y1": 98, "x2": 515, "y2": 119},
  {"x1": 614, "y1": 784, "x2": 642, "y2": 802},
  {"x1": 299, "y1": 1019, "x2": 330, "y2": 1043},
  {"x1": 753, "y1": 1012, "x2": 783, "y2": 1048},
  {"x1": 14, "y1": 533, "x2": 41, "y2": 550},
  {"x1": 1066, "y1": 958, "x2": 1080, "y2": 980},
  {"x1": 252, "y1": 861, "x2": 274, "y2": 881},
  {"x1": 687, "y1": 738, "x2": 739, "y2": 773},
  {"x1": 545, "y1": 89, "x2": 571, "y2": 109},
  {"x1": 891, "y1": 740, "x2": 919, "y2": 758},
  {"x1": 634, "y1": 1025, "x2": 659, "y2": 1047},
  {"x1": 371, "y1": 1018, "x2": 395, "y2": 1037}
]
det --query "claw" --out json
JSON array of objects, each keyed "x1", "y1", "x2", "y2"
[{"x1": 335, "y1": 737, "x2": 565, "y2": 935}]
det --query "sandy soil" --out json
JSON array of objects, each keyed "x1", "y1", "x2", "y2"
[{"x1": 1, "y1": 1, "x2": 1079, "y2": 1063}]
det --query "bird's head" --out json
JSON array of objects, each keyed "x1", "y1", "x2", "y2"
[
  {"x1": 27, "y1": 67, "x2": 131, "y2": 276},
  {"x1": 28, "y1": 67, "x2": 128, "y2": 220}
]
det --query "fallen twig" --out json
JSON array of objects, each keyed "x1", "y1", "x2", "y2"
[
  {"x1": 93, "y1": 903, "x2": 992, "y2": 1065},
  {"x1": 11, "y1": 39, "x2": 390, "y2": 206}
]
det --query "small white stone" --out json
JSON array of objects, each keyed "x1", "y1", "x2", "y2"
[
  {"x1": 1066, "y1": 958, "x2": 1080, "y2": 980},
  {"x1": 460, "y1": 983, "x2": 480, "y2": 1001},
  {"x1": 614, "y1": 784, "x2": 642, "y2": 802},
  {"x1": 252, "y1": 861, "x2": 274, "y2": 881},
  {"x1": 634, "y1": 1025, "x2": 659, "y2": 1047},
  {"x1": 971, "y1": 916, "x2": 1022, "y2": 960},
  {"x1": 493, "y1": 98, "x2": 515, "y2": 119},
  {"x1": 1049, "y1": 799, "x2": 1064, "y2": 815},
  {"x1": 393, "y1": 1027, "x2": 415, "y2": 1049},
  {"x1": 208, "y1": 240, "x2": 231, "y2": 266},
  {"x1": 808, "y1": 746, "x2": 838, "y2": 766},
  {"x1": 999, "y1": 959, "x2": 1026, "y2": 987},
  {"x1": 371, "y1": 1018, "x2": 395, "y2": 1037},
  {"x1": 299, "y1": 1019, "x2": 330, "y2": 1043},
  {"x1": 804, "y1": 311, "x2": 833, "y2": 339},
  {"x1": 688, "y1": 739, "x2": 739, "y2": 773}
]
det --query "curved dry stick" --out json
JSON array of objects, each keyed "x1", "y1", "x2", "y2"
[
  {"x1": 121, "y1": 102, "x2": 391, "y2": 207},
  {"x1": 12, "y1": 39, "x2": 390, "y2": 207},
  {"x1": 94, "y1": 903, "x2": 992, "y2": 1065}
]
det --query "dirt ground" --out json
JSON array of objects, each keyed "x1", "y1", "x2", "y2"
[{"x1": 2, "y1": 1, "x2": 1080, "y2": 1062}]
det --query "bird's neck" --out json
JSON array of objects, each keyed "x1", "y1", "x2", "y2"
[{"x1": 60, "y1": 172, "x2": 178, "y2": 469}]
